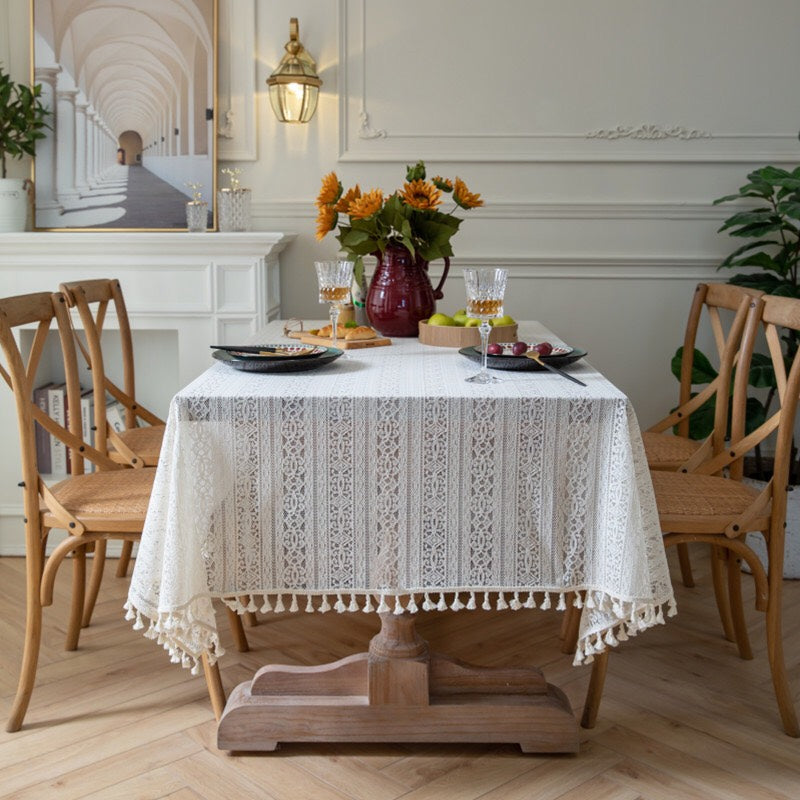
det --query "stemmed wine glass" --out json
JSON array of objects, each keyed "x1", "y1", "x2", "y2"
[
  {"x1": 463, "y1": 267, "x2": 508, "y2": 384},
  {"x1": 314, "y1": 260, "x2": 355, "y2": 352}
]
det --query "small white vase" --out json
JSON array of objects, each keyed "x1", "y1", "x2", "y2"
[
  {"x1": 743, "y1": 478, "x2": 800, "y2": 579},
  {"x1": 0, "y1": 178, "x2": 29, "y2": 232}
]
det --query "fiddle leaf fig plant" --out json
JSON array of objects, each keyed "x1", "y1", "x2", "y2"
[{"x1": 0, "y1": 63, "x2": 50, "y2": 179}]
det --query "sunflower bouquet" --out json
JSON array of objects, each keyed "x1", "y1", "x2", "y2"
[{"x1": 315, "y1": 161, "x2": 482, "y2": 288}]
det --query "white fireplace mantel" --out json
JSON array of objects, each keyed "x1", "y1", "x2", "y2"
[{"x1": 0, "y1": 231, "x2": 295, "y2": 554}]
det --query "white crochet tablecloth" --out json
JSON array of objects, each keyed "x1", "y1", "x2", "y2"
[{"x1": 126, "y1": 321, "x2": 675, "y2": 674}]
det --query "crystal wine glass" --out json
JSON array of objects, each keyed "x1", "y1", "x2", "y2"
[
  {"x1": 463, "y1": 267, "x2": 508, "y2": 384},
  {"x1": 314, "y1": 260, "x2": 354, "y2": 352}
]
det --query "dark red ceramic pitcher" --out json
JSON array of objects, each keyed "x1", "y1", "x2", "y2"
[{"x1": 365, "y1": 244, "x2": 450, "y2": 337}]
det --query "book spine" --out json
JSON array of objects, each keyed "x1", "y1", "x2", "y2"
[
  {"x1": 48, "y1": 385, "x2": 67, "y2": 475},
  {"x1": 106, "y1": 401, "x2": 125, "y2": 434},
  {"x1": 33, "y1": 385, "x2": 51, "y2": 474},
  {"x1": 81, "y1": 392, "x2": 95, "y2": 473}
]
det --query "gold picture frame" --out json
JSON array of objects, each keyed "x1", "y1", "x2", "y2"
[{"x1": 31, "y1": 0, "x2": 217, "y2": 231}]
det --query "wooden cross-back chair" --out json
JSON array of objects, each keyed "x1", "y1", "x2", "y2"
[
  {"x1": 584, "y1": 293, "x2": 800, "y2": 737},
  {"x1": 59, "y1": 278, "x2": 166, "y2": 578},
  {"x1": 0, "y1": 291, "x2": 240, "y2": 732},
  {"x1": 642, "y1": 283, "x2": 764, "y2": 592}
]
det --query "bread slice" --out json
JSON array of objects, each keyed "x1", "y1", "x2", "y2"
[
  {"x1": 316, "y1": 323, "x2": 346, "y2": 338},
  {"x1": 345, "y1": 325, "x2": 377, "y2": 341}
]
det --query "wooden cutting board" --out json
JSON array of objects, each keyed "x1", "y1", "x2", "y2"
[{"x1": 287, "y1": 330, "x2": 392, "y2": 349}]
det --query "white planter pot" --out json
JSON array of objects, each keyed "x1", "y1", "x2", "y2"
[
  {"x1": 0, "y1": 178, "x2": 30, "y2": 232},
  {"x1": 743, "y1": 478, "x2": 800, "y2": 579}
]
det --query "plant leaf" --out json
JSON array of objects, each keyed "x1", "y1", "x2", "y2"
[{"x1": 671, "y1": 346, "x2": 718, "y2": 385}]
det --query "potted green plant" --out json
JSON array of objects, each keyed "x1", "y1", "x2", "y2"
[
  {"x1": 713, "y1": 165, "x2": 800, "y2": 575},
  {"x1": 0, "y1": 63, "x2": 50, "y2": 231}
]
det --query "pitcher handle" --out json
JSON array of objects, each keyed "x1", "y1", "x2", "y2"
[{"x1": 432, "y1": 257, "x2": 450, "y2": 300}]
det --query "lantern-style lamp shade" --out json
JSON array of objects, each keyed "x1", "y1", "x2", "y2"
[{"x1": 267, "y1": 18, "x2": 322, "y2": 124}]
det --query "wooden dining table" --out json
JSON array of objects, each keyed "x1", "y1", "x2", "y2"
[{"x1": 126, "y1": 320, "x2": 675, "y2": 753}]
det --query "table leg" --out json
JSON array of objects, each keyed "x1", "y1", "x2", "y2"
[{"x1": 217, "y1": 611, "x2": 578, "y2": 753}]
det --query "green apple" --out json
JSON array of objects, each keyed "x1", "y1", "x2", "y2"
[
  {"x1": 464, "y1": 317, "x2": 481, "y2": 327},
  {"x1": 453, "y1": 308, "x2": 466, "y2": 317},
  {"x1": 491, "y1": 314, "x2": 516, "y2": 327},
  {"x1": 427, "y1": 313, "x2": 456, "y2": 326}
]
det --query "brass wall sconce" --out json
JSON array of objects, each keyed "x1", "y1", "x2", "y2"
[{"x1": 267, "y1": 18, "x2": 322, "y2": 124}]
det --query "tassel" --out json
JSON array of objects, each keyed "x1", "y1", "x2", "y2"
[
  {"x1": 132, "y1": 613, "x2": 144, "y2": 631},
  {"x1": 437, "y1": 593, "x2": 447, "y2": 612},
  {"x1": 407, "y1": 594, "x2": 419, "y2": 613},
  {"x1": 573, "y1": 645, "x2": 584, "y2": 665},
  {"x1": 260, "y1": 595, "x2": 273, "y2": 613},
  {"x1": 349, "y1": 594, "x2": 359, "y2": 612},
  {"x1": 190, "y1": 661, "x2": 201, "y2": 676},
  {"x1": 334, "y1": 594, "x2": 346, "y2": 613},
  {"x1": 289, "y1": 594, "x2": 299, "y2": 613},
  {"x1": 668, "y1": 597, "x2": 678, "y2": 617},
  {"x1": 125, "y1": 605, "x2": 136, "y2": 621},
  {"x1": 496, "y1": 592, "x2": 509, "y2": 610},
  {"x1": 510, "y1": 591, "x2": 522, "y2": 611},
  {"x1": 170, "y1": 652, "x2": 181, "y2": 664},
  {"x1": 319, "y1": 595, "x2": 331, "y2": 613},
  {"x1": 540, "y1": 592, "x2": 551, "y2": 610},
  {"x1": 363, "y1": 594, "x2": 374, "y2": 612},
  {"x1": 246, "y1": 597, "x2": 257, "y2": 613},
  {"x1": 655, "y1": 605, "x2": 665, "y2": 625},
  {"x1": 450, "y1": 593, "x2": 465, "y2": 611},
  {"x1": 482, "y1": 591, "x2": 492, "y2": 611},
  {"x1": 305, "y1": 595, "x2": 314, "y2": 613},
  {"x1": 423, "y1": 592, "x2": 434, "y2": 611},
  {"x1": 575, "y1": 593, "x2": 584, "y2": 609},
  {"x1": 586, "y1": 592, "x2": 596, "y2": 609},
  {"x1": 604, "y1": 628, "x2": 618, "y2": 647},
  {"x1": 616, "y1": 624, "x2": 629, "y2": 642},
  {"x1": 377, "y1": 594, "x2": 390, "y2": 613},
  {"x1": 274, "y1": 594, "x2": 285, "y2": 613},
  {"x1": 584, "y1": 638, "x2": 595, "y2": 657},
  {"x1": 467, "y1": 591, "x2": 477, "y2": 610},
  {"x1": 524, "y1": 591, "x2": 537, "y2": 609},
  {"x1": 393, "y1": 596, "x2": 405, "y2": 615},
  {"x1": 556, "y1": 593, "x2": 567, "y2": 611}
]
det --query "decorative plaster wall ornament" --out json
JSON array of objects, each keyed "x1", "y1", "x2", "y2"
[
  {"x1": 218, "y1": 109, "x2": 234, "y2": 139},
  {"x1": 358, "y1": 111, "x2": 386, "y2": 139},
  {"x1": 586, "y1": 124, "x2": 712, "y2": 140}
]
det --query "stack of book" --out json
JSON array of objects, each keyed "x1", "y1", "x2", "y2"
[{"x1": 32, "y1": 385, "x2": 127, "y2": 475}]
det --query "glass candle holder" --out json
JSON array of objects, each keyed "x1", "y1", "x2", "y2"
[
  {"x1": 185, "y1": 201, "x2": 208, "y2": 232},
  {"x1": 218, "y1": 188, "x2": 252, "y2": 232}
]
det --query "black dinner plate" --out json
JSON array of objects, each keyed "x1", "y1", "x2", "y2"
[
  {"x1": 459, "y1": 345, "x2": 588, "y2": 372},
  {"x1": 212, "y1": 347, "x2": 343, "y2": 373},
  {"x1": 211, "y1": 344, "x2": 327, "y2": 360}
]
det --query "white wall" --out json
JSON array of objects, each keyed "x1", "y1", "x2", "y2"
[{"x1": 2, "y1": 0, "x2": 800, "y2": 429}]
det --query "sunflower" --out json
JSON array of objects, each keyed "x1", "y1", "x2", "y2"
[
  {"x1": 315, "y1": 204, "x2": 338, "y2": 240},
  {"x1": 432, "y1": 176, "x2": 453, "y2": 193},
  {"x1": 335, "y1": 184, "x2": 362, "y2": 214},
  {"x1": 316, "y1": 171, "x2": 342, "y2": 207},
  {"x1": 453, "y1": 177, "x2": 483, "y2": 209},
  {"x1": 400, "y1": 180, "x2": 442, "y2": 210},
  {"x1": 347, "y1": 189, "x2": 384, "y2": 220}
]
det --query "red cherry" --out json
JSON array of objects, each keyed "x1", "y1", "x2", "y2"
[{"x1": 533, "y1": 342, "x2": 553, "y2": 356}]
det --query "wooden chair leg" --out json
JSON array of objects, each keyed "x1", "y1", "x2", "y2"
[
  {"x1": 676, "y1": 543, "x2": 695, "y2": 587},
  {"x1": 560, "y1": 596, "x2": 582, "y2": 655},
  {"x1": 225, "y1": 606, "x2": 249, "y2": 653},
  {"x1": 6, "y1": 558, "x2": 44, "y2": 732},
  {"x1": 82, "y1": 539, "x2": 107, "y2": 628},
  {"x1": 581, "y1": 649, "x2": 609, "y2": 729},
  {"x1": 727, "y1": 551, "x2": 753, "y2": 660},
  {"x1": 116, "y1": 540, "x2": 134, "y2": 577},
  {"x1": 710, "y1": 546, "x2": 736, "y2": 643},
  {"x1": 65, "y1": 545, "x2": 86, "y2": 651},
  {"x1": 239, "y1": 596, "x2": 258, "y2": 627},
  {"x1": 765, "y1": 570, "x2": 800, "y2": 737},
  {"x1": 202, "y1": 653, "x2": 226, "y2": 721}
]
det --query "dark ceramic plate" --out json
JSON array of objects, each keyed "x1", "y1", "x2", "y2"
[
  {"x1": 459, "y1": 345, "x2": 588, "y2": 372},
  {"x1": 211, "y1": 344, "x2": 327, "y2": 360},
  {"x1": 212, "y1": 347, "x2": 343, "y2": 373}
]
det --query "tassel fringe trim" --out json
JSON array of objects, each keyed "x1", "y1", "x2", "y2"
[{"x1": 126, "y1": 588, "x2": 676, "y2": 673}]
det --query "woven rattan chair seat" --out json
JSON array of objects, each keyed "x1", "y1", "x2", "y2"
[
  {"x1": 43, "y1": 468, "x2": 155, "y2": 532},
  {"x1": 109, "y1": 424, "x2": 165, "y2": 466},
  {"x1": 651, "y1": 471, "x2": 767, "y2": 533},
  {"x1": 642, "y1": 431, "x2": 703, "y2": 470}
]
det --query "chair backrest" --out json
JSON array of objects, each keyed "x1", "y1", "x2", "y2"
[
  {"x1": 0, "y1": 293, "x2": 120, "y2": 548},
  {"x1": 59, "y1": 279, "x2": 162, "y2": 441}
]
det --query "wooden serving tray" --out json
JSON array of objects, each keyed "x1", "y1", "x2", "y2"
[{"x1": 287, "y1": 330, "x2": 392, "y2": 350}]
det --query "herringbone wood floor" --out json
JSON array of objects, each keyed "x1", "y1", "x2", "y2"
[{"x1": 0, "y1": 549, "x2": 799, "y2": 799}]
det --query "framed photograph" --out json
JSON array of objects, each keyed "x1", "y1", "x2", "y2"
[{"x1": 31, "y1": 0, "x2": 217, "y2": 231}]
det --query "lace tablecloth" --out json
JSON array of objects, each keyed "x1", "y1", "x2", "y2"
[{"x1": 126, "y1": 321, "x2": 675, "y2": 674}]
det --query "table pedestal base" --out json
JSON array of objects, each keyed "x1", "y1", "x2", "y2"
[{"x1": 217, "y1": 612, "x2": 579, "y2": 753}]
